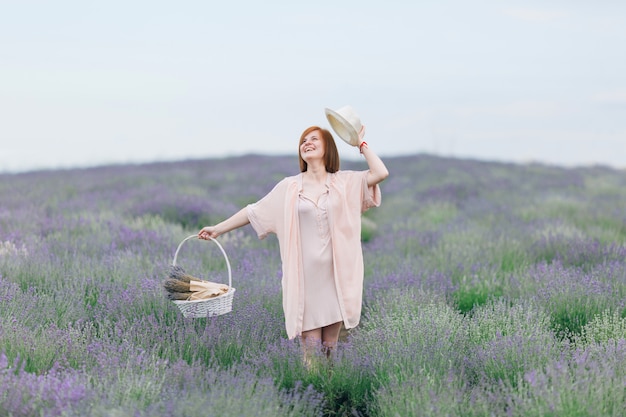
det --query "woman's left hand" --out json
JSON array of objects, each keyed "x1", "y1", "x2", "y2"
[{"x1": 357, "y1": 125, "x2": 366, "y2": 146}]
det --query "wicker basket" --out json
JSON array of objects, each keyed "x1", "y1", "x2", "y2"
[{"x1": 170, "y1": 234, "x2": 235, "y2": 318}]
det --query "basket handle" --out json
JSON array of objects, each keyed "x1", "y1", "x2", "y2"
[{"x1": 172, "y1": 234, "x2": 232, "y2": 289}]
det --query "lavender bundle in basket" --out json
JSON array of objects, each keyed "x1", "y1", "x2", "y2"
[
  {"x1": 163, "y1": 265, "x2": 229, "y2": 301},
  {"x1": 168, "y1": 265, "x2": 198, "y2": 283}
]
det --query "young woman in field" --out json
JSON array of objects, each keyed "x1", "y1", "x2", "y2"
[{"x1": 198, "y1": 123, "x2": 388, "y2": 358}]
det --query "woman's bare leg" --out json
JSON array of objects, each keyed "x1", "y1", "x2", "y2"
[
  {"x1": 301, "y1": 328, "x2": 322, "y2": 349},
  {"x1": 301, "y1": 321, "x2": 343, "y2": 362},
  {"x1": 301, "y1": 328, "x2": 322, "y2": 368},
  {"x1": 321, "y1": 321, "x2": 343, "y2": 357}
]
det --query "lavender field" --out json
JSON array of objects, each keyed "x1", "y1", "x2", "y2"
[{"x1": 1, "y1": 154, "x2": 626, "y2": 416}]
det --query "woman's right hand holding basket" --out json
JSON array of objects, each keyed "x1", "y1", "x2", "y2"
[{"x1": 198, "y1": 226, "x2": 218, "y2": 240}]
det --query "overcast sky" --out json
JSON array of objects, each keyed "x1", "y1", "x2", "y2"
[{"x1": 1, "y1": 0, "x2": 625, "y2": 173}]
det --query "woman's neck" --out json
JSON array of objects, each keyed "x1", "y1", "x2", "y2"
[{"x1": 304, "y1": 163, "x2": 327, "y2": 183}]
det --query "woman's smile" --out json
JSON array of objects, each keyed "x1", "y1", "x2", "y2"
[{"x1": 300, "y1": 130, "x2": 325, "y2": 158}]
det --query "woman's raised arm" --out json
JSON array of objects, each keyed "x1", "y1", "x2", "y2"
[{"x1": 358, "y1": 126, "x2": 389, "y2": 186}]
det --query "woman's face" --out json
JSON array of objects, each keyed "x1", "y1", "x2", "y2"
[{"x1": 300, "y1": 129, "x2": 325, "y2": 162}]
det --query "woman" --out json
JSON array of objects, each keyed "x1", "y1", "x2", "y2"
[{"x1": 198, "y1": 124, "x2": 388, "y2": 356}]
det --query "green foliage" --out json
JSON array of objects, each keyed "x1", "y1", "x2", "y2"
[
  {"x1": 466, "y1": 299, "x2": 553, "y2": 344},
  {"x1": 361, "y1": 216, "x2": 378, "y2": 242},
  {"x1": 303, "y1": 355, "x2": 379, "y2": 417},
  {"x1": 354, "y1": 291, "x2": 469, "y2": 414},
  {"x1": 544, "y1": 288, "x2": 611, "y2": 340},
  {"x1": 495, "y1": 343, "x2": 626, "y2": 417},
  {"x1": 464, "y1": 299, "x2": 561, "y2": 386},
  {"x1": 453, "y1": 280, "x2": 503, "y2": 314},
  {"x1": 577, "y1": 310, "x2": 626, "y2": 346},
  {"x1": 374, "y1": 372, "x2": 490, "y2": 417}
]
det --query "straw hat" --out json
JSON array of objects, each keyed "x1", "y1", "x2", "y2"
[{"x1": 324, "y1": 105, "x2": 363, "y2": 146}]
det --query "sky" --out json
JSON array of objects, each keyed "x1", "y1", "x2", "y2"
[{"x1": 1, "y1": 0, "x2": 625, "y2": 173}]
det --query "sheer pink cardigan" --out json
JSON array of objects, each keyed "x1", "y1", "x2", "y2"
[{"x1": 246, "y1": 170, "x2": 381, "y2": 339}]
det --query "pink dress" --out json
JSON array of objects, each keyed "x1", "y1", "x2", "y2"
[
  {"x1": 246, "y1": 171, "x2": 381, "y2": 339},
  {"x1": 298, "y1": 189, "x2": 343, "y2": 331}
]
